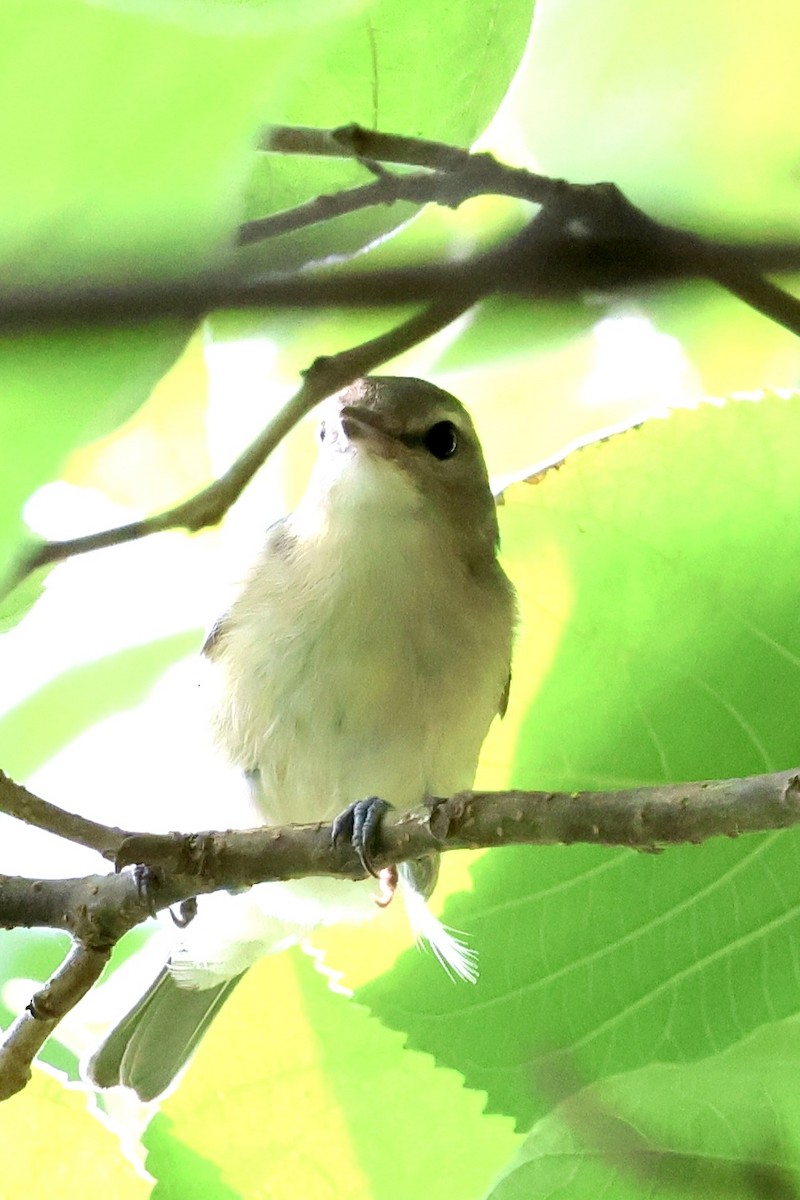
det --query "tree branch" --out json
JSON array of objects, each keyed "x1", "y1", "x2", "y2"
[
  {"x1": 6, "y1": 142, "x2": 800, "y2": 595},
  {"x1": 0, "y1": 130, "x2": 798, "y2": 333},
  {"x1": 238, "y1": 150, "x2": 556, "y2": 245},
  {"x1": 2, "y1": 766, "x2": 800, "y2": 1099},
  {"x1": 3, "y1": 769, "x2": 800, "y2": 914},
  {"x1": 262, "y1": 122, "x2": 478, "y2": 171},
  {"x1": 0, "y1": 943, "x2": 111, "y2": 1100},
  {"x1": 109, "y1": 768, "x2": 800, "y2": 878},
  {"x1": 2, "y1": 226, "x2": 800, "y2": 331},
  {"x1": 0, "y1": 771, "x2": 126, "y2": 858}
]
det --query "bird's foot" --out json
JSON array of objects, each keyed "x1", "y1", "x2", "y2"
[
  {"x1": 133, "y1": 864, "x2": 159, "y2": 917},
  {"x1": 332, "y1": 796, "x2": 393, "y2": 892},
  {"x1": 170, "y1": 897, "x2": 198, "y2": 928}
]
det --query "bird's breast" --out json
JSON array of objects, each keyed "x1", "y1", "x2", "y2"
[{"x1": 211, "y1": 501, "x2": 513, "y2": 826}]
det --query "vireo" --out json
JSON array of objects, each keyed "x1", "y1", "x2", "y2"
[{"x1": 86, "y1": 375, "x2": 515, "y2": 1100}]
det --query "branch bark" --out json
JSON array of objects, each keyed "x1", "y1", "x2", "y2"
[
  {"x1": 1, "y1": 227, "x2": 800, "y2": 330},
  {"x1": 0, "y1": 771, "x2": 125, "y2": 859},
  {"x1": 99, "y1": 768, "x2": 800, "y2": 877},
  {"x1": 2, "y1": 766, "x2": 800, "y2": 1099},
  {"x1": 2, "y1": 769, "x2": 800, "y2": 928},
  {"x1": 0, "y1": 944, "x2": 110, "y2": 1100}
]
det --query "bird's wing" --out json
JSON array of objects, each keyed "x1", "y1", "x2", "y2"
[
  {"x1": 499, "y1": 667, "x2": 512, "y2": 718},
  {"x1": 201, "y1": 517, "x2": 296, "y2": 661}
]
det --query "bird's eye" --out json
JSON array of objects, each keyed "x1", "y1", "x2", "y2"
[
  {"x1": 317, "y1": 421, "x2": 327, "y2": 444},
  {"x1": 423, "y1": 420, "x2": 458, "y2": 460}
]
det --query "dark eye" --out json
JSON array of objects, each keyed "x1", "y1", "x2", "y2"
[
  {"x1": 423, "y1": 420, "x2": 458, "y2": 460},
  {"x1": 317, "y1": 421, "x2": 327, "y2": 444}
]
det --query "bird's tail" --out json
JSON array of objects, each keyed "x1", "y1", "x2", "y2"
[{"x1": 84, "y1": 965, "x2": 242, "y2": 1101}]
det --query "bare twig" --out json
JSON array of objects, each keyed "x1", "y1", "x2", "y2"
[
  {"x1": 109, "y1": 768, "x2": 800, "y2": 877},
  {"x1": 2, "y1": 768, "x2": 800, "y2": 908},
  {"x1": 238, "y1": 175, "x2": 409, "y2": 244},
  {"x1": 1, "y1": 766, "x2": 800, "y2": 1099},
  {"x1": 0, "y1": 125, "x2": 796, "y2": 345},
  {"x1": 238, "y1": 152, "x2": 556, "y2": 245},
  {"x1": 262, "y1": 122, "x2": 476, "y2": 171},
  {"x1": 2, "y1": 294, "x2": 474, "y2": 597},
  {"x1": 0, "y1": 944, "x2": 110, "y2": 1100},
  {"x1": 2, "y1": 227, "x2": 800, "y2": 333},
  {"x1": 697, "y1": 262, "x2": 800, "y2": 339},
  {"x1": 0, "y1": 771, "x2": 125, "y2": 859},
  {"x1": 254, "y1": 124, "x2": 800, "y2": 336}
]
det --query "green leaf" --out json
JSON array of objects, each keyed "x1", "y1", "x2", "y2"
[
  {"x1": 85, "y1": 0, "x2": 361, "y2": 35},
  {"x1": 360, "y1": 394, "x2": 800, "y2": 1131},
  {"x1": 517, "y1": 0, "x2": 800, "y2": 236},
  {"x1": 0, "y1": 1065, "x2": 149, "y2": 1198},
  {"x1": 147, "y1": 1116, "x2": 244, "y2": 1200},
  {"x1": 489, "y1": 1016, "x2": 800, "y2": 1198},
  {"x1": 0, "y1": 0, "x2": 300, "y2": 286},
  {"x1": 505, "y1": 394, "x2": 800, "y2": 787},
  {"x1": 240, "y1": 0, "x2": 536, "y2": 271},
  {"x1": 435, "y1": 298, "x2": 597, "y2": 373},
  {"x1": 645, "y1": 283, "x2": 800, "y2": 397},
  {"x1": 150, "y1": 949, "x2": 520, "y2": 1199}
]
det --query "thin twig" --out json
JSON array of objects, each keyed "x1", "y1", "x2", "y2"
[
  {"x1": 3, "y1": 768, "x2": 800, "y2": 906},
  {"x1": 262, "y1": 122, "x2": 475, "y2": 172},
  {"x1": 258, "y1": 123, "x2": 800, "y2": 335},
  {"x1": 0, "y1": 771, "x2": 126, "y2": 859},
  {"x1": 2, "y1": 295, "x2": 474, "y2": 598},
  {"x1": 238, "y1": 153, "x2": 556, "y2": 245},
  {"x1": 0, "y1": 943, "x2": 110, "y2": 1100},
  {"x1": 700, "y1": 259, "x2": 800, "y2": 339}
]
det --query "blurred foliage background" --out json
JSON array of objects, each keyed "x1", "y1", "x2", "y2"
[{"x1": 3, "y1": 0, "x2": 800, "y2": 1197}]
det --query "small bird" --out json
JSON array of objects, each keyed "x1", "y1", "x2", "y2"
[{"x1": 86, "y1": 375, "x2": 515, "y2": 1100}]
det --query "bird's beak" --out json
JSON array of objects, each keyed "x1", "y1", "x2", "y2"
[{"x1": 338, "y1": 404, "x2": 398, "y2": 458}]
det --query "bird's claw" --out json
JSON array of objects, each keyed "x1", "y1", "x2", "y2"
[
  {"x1": 331, "y1": 795, "x2": 392, "y2": 878},
  {"x1": 170, "y1": 897, "x2": 198, "y2": 928},
  {"x1": 133, "y1": 864, "x2": 159, "y2": 918}
]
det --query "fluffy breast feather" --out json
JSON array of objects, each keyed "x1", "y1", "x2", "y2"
[{"x1": 208, "y1": 457, "x2": 515, "y2": 826}]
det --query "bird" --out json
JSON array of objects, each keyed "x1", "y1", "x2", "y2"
[{"x1": 85, "y1": 374, "x2": 516, "y2": 1100}]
